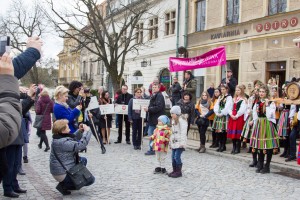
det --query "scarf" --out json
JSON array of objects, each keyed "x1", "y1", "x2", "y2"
[
  {"x1": 200, "y1": 100, "x2": 209, "y2": 109},
  {"x1": 55, "y1": 101, "x2": 69, "y2": 108}
]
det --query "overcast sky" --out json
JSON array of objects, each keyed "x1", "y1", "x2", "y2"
[{"x1": 0, "y1": 0, "x2": 104, "y2": 60}]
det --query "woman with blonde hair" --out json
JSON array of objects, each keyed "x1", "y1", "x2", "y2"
[
  {"x1": 53, "y1": 86, "x2": 82, "y2": 134},
  {"x1": 195, "y1": 91, "x2": 213, "y2": 153},
  {"x1": 227, "y1": 85, "x2": 247, "y2": 154},
  {"x1": 36, "y1": 88, "x2": 54, "y2": 152}
]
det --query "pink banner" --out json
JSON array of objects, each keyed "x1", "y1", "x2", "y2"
[{"x1": 169, "y1": 46, "x2": 227, "y2": 72}]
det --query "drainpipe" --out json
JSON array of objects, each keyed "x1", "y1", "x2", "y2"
[
  {"x1": 175, "y1": 0, "x2": 181, "y2": 78},
  {"x1": 184, "y1": 0, "x2": 188, "y2": 49}
]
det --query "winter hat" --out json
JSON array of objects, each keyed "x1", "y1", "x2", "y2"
[
  {"x1": 170, "y1": 105, "x2": 181, "y2": 115},
  {"x1": 158, "y1": 115, "x2": 170, "y2": 125}
]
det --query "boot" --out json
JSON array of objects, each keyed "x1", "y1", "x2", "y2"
[
  {"x1": 235, "y1": 140, "x2": 241, "y2": 154},
  {"x1": 256, "y1": 150, "x2": 264, "y2": 173},
  {"x1": 247, "y1": 147, "x2": 252, "y2": 153},
  {"x1": 249, "y1": 151, "x2": 258, "y2": 167},
  {"x1": 261, "y1": 150, "x2": 272, "y2": 174},
  {"x1": 214, "y1": 132, "x2": 219, "y2": 148},
  {"x1": 168, "y1": 163, "x2": 176, "y2": 177},
  {"x1": 154, "y1": 167, "x2": 161, "y2": 174},
  {"x1": 199, "y1": 145, "x2": 206, "y2": 153},
  {"x1": 242, "y1": 141, "x2": 247, "y2": 149},
  {"x1": 56, "y1": 183, "x2": 71, "y2": 195},
  {"x1": 217, "y1": 133, "x2": 223, "y2": 152},
  {"x1": 101, "y1": 146, "x2": 106, "y2": 154},
  {"x1": 23, "y1": 156, "x2": 28, "y2": 163},
  {"x1": 170, "y1": 164, "x2": 182, "y2": 178},
  {"x1": 280, "y1": 149, "x2": 287, "y2": 157},
  {"x1": 210, "y1": 131, "x2": 216, "y2": 148},
  {"x1": 222, "y1": 132, "x2": 227, "y2": 151},
  {"x1": 231, "y1": 140, "x2": 236, "y2": 154}
]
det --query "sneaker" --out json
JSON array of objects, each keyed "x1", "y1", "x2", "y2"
[
  {"x1": 38, "y1": 144, "x2": 42, "y2": 149},
  {"x1": 44, "y1": 147, "x2": 50, "y2": 152},
  {"x1": 154, "y1": 167, "x2": 161, "y2": 174},
  {"x1": 23, "y1": 156, "x2": 28, "y2": 163},
  {"x1": 144, "y1": 150, "x2": 155, "y2": 155}
]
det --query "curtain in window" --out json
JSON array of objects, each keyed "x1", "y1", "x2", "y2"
[{"x1": 227, "y1": 0, "x2": 233, "y2": 24}]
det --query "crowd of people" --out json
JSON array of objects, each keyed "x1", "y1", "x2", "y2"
[{"x1": 0, "y1": 36, "x2": 300, "y2": 198}]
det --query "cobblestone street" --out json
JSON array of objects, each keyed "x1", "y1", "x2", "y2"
[{"x1": 1, "y1": 121, "x2": 300, "y2": 200}]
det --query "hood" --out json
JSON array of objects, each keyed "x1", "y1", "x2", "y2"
[{"x1": 39, "y1": 95, "x2": 52, "y2": 103}]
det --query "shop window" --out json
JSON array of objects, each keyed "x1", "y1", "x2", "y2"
[
  {"x1": 268, "y1": 0, "x2": 287, "y2": 15},
  {"x1": 266, "y1": 61, "x2": 286, "y2": 88},
  {"x1": 226, "y1": 0, "x2": 239, "y2": 25},
  {"x1": 149, "y1": 17, "x2": 158, "y2": 40},
  {"x1": 196, "y1": 0, "x2": 206, "y2": 32},
  {"x1": 165, "y1": 11, "x2": 176, "y2": 36}
]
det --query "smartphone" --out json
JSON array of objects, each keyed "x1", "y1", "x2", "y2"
[{"x1": 0, "y1": 36, "x2": 10, "y2": 56}]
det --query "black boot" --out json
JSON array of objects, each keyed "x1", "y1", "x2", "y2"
[
  {"x1": 231, "y1": 140, "x2": 236, "y2": 154},
  {"x1": 154, "y1": 167, "x2": 162, "y2": 174},
  {"x1": 23, "y1": 156, "x2": 28, "y2": 163},
  {"x1": 101, "y1": 146, "x2": 106, "y2": 154},
  {"x1": 247, "y1": 147, "x2": 252, "y2": 153},
  {"x1": 168, "y1": 163, "x2": 176, "y2": 177},
  {"x1": 210, "y1": 131, "x2": 216, "y2": 148},
  {"x1": 56, "y1": 183, "x2": 71, "y2": 195},
  {"x1": 222, "y1": 132, "x2": 227, "y2": 151},
  {"x1": 249, "y1": 150, "x2": 258, "y2": 167},
  {"x1": 261, "y1": 150, "x2": 272, "y2": 174},
  {"x1": 217, "y1": 133, "x2": 222, "y2": 152},
  {"x1": 280, "y1": 139, "x2": 287, "y2": 157},
  {"x1": 235, "y1": 140, "x2": 241, "y2": 154},
  {"x1": 256, "y1": 150, "x2": 264, "y2": 173}
]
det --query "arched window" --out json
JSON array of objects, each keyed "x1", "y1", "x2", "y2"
[
  {"x1": 159, "y1": 68, "x2": 171, "y2": 94},
  {"x1": 132, "y1": 71, "x2": 143, "y2": 93}
]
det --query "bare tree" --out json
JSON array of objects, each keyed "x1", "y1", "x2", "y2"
[
  {"x1": 0, "y1": 0, "x2": 48, "y2": 84},
  {"x1": 45, "y1": 0, "x2": 159, "y2": 91}
]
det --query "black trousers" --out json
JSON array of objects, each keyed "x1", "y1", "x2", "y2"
[
  {"x1": 289, "y1": 127, "x2": 299, "y2": 158},
  {"x1": 132, "y1": 118, "x2": 142, "y2": 146},
  {"x1": 0, "y1": 148, "x2": 8, "y2": 183},
  {"x1": 38, "y1": 129, "x2": 49, "y2": 148},
  {"x1": 117, "y1": 115, "x2": 130, "y2": 142},
  {"x1": 197, "y1": 124, "x2": 208, "y2": 145}
]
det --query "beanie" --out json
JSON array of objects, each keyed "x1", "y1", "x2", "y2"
[
  {"x1": 170, "y1": 105, "x2": 181, "y2": 115},
  {"x1": 158, "y1": 115, "x2": 170, "y2": 125}
]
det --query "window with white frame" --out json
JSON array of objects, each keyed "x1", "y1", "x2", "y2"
[
  {"x1": 135, "y1": 23, "x2": 144, "y2": 44},
  {"x1": 165, "y1": 11, "x2": 176, "y2": 36},
  {"x1": 196, "y1": 0, "x2": 206, "y2": 32},
  {"x1": 149, "y1": 17, "x2": 158, "y2": 40},
  {"x1": 226, "y1": 0, "x2": 239, "y2": 25},
  {"x1": 268, "y1": 0, "x2": 287, "y2": 15}
]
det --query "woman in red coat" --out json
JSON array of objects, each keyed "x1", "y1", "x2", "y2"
[{"x1": 36, "y1": 89, "x2": 54, "y2": 152}]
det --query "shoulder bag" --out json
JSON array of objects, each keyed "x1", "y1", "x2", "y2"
[{"x1": 33, "y1": 103, "x2": 50, "y2": 129}]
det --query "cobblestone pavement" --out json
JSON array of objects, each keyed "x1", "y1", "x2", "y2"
[{"x1": 1, "y1": 126, "x2": 300, "y2": 199}]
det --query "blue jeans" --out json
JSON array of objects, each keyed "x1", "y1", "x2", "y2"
[
  {"x1": 289, "y1": 127, "x2": 299, "y2": 158},
  {"x1": 147, "y1": 125, "x2": 156, "y2": 151},
  {"x1": 60, "y1": 157, "x2": 95, "y2": 190},
  {"x1": 2, "y1": 145, "x2": 22, "y2": 193},
  {"x1": 172, "y1": 148, "x2": 184, "y2": 165}
]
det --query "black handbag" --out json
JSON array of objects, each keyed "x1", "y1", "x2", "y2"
[
  {"x1": 33, "y1": 103, "x2": 50, "y2": 129},
  {"x1": 52, "y1": 147, "x2": 93, "y2": 190},
  {"x1": 196, "y1": 117, "x2": 209, "y2": 127}
]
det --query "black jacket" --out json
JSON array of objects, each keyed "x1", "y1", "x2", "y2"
[
  {"x1": 220, "y1": 77, "x2": 237, "y2": 97},
  {"x1": 115, "y1": 93, "x2": 133, "y2": 105},
  {"x1": 148, "y1": 92, "x2": 165, "y2": 126},
  {"x1": 171, "y1": 82, "x2": 182, "y2": 98}
]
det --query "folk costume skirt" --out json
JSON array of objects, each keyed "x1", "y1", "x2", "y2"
[
  {"x1": 227, "y1": 114, "x2": 244, "y2": 140},
  {"x1": 212, "y1": 115, "x2": 227, "y2": 133},
  {"x1": 249, "y1": 117, "x2": 279, "y2": 150},
  {"x1": 241, "y1": 116, "x2": 253, "y2": 140},
  {"x1": 277, "y1": 109, "x2": 290, "y2": 137}
]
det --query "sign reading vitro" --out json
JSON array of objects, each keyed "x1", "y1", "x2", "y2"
[{"x1": 256, "y1": 17, "x2": 298, "y2": 32}]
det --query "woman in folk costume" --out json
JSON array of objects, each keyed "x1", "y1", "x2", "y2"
[
  {"x1": 227, "y1": 85, "x2": 247, "y2": 154},
  {"x1": 208, "y1": 88, "x2": 221, "y2": 148},
  {"x1": 241, "y1": 81, "x2": 262, "y2": 154},
  {"x1": 212, "y1": 84, "x2": 233, "y2": 152},
  {"x1": 249, "y1": 85, "x2": 279, "y2": 174}
]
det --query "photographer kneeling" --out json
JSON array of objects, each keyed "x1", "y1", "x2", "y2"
[{"x1": 50, "y1": 120, "x2": 95, "y2": 195}]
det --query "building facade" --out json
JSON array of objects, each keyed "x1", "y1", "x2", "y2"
[
  {"x1": 187, "y1": 0, "x2": 300, "y2": 94},
  {"x1": 57, "y1": 29, "x2": 81, "y2": 86}
]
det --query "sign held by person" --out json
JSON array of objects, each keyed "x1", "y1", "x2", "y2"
[
  {"x1": 99, "y1": 104, "x2": 115, "y2": 115},
  {"x1": 132, "y1": 99, "x2": 150, "y2": 110},
  {"x1": 115, "y1": 104, "x2": 128, "y2": 115}
]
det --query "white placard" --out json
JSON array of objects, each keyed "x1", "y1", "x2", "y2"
[
  {"x1": 87, "y1": 96, "x2": 99, "y2": 111},
  {"x1": 132, "y1": 99, "x2": 150, "y2": 110},
  {"x1": 194, "y1": 68, "x2": 205, "y2": 77},
  {"x1": 140, "y1": 106, "x2": 147, "y2": 119},
  {"x1": 129, "y1": 76, "x2": 144, "y2": 84},
  {"x1": 99, "y1": 104, "x2": 115, "y2": 115},
  {"x1": 115, "y1": 104, "x2": 128, "y2": 115}
]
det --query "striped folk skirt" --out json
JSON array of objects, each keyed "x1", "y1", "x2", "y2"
[
  {"x1": 241, "y1": 116, "x2": 253, "y2": 140},
  {"x1": 249, "y1": 117, "x2": 279, "y2": 150},
  {"x1": 212, "y1": 115, "x2": 227, "y2": 133},
  {"x1": 277, "y1": 109, "x2": 290, "y2": 137}
]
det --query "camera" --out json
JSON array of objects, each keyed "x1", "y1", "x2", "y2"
[
  {"x1": 0, "y1": 36, "x2": 10, "y2": 56},
  {"x1": 84, "y1": 88, "x2": 90, "y2": 93}
]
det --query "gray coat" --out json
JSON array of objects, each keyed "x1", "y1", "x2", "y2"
[
  {"x1": 50, "y1": 130, "x2": 92, "y2": 176},
  {"x1": 0, "y1": 75, "x2": 22, "y2": 149}
]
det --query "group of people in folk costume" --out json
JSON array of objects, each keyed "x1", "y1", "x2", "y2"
[{"x1": 195, "y1": 77, "x2": 300, "y2": 173}]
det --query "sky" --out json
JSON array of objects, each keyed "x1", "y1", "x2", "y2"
[{"x1": 0, "y1": 0, "x2": 105, "y2": 61}]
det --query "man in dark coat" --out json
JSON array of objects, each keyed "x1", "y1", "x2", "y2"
[
  {"x1": 220, "y1": 68, "x2": 237, "y2": 97},
  {"x1": 114, "y1": 85, "x2": 133, "y2": 144},
  {"x1": 182, "y1": 71, "x2": 197, "y2": 104},
  {"x1": 144, "y1": 84, "x2": 165, "y2": 155},
  {"x1": 170, "y1": 77, "x2": 182, "y2": 106}
]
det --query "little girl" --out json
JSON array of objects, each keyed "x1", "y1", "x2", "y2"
[
  {"x1": 169, "y1": 106, "x2": 188, "y2": 178},
  {"x1": 150, "y1": 115, "x2": 171, "y2": 174}
]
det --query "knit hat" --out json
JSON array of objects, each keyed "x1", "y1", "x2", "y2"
[
  {"x1": 170, "y1": 106, "x2": 181, "y2": 115},
  {"x1": 158, "y1": 115, "x2": 170, "y2": 125}
]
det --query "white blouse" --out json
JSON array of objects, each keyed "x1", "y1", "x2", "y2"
[
  {"x1": 228, "y1": 99, "x2": 247, "y2": 120},
  {"x1": 213, "y1": 95, "x2": 233, "y2": 117},
  {"x1": 252, "y1": 102, "x2": 276, "y2": 124}
]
